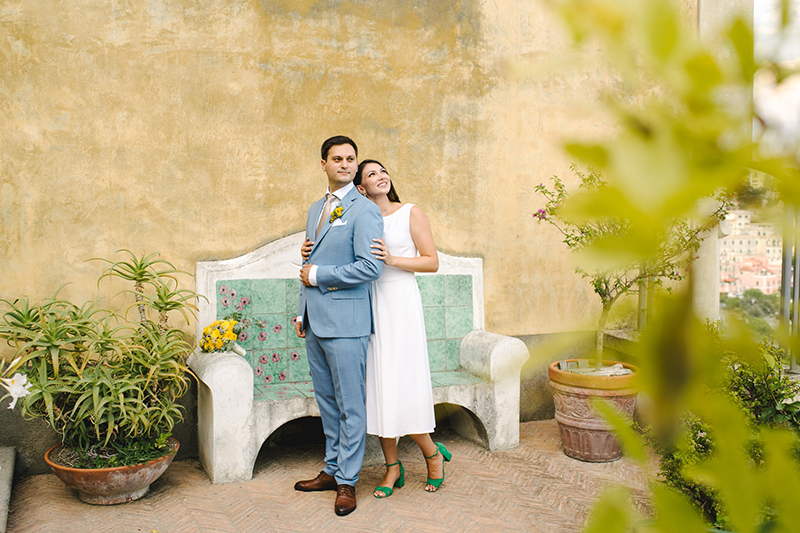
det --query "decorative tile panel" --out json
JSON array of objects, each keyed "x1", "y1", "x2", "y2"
[
  {"x1": 444, "y1": 275, "x2": 473, "y2": 307},
  {"x1": 417, "y1": 275, "x2": 444, "y2": 307},
  {"x1": 427, "y1": 340, "x2": 447, "y2": 372},
  {"x1": 216, "y1": 272, "x2": 478, "y2": 397}
]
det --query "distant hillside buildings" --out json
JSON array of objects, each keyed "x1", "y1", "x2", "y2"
[{"x1": 719, "y1": 210, "x2": 782, "y2": 296}]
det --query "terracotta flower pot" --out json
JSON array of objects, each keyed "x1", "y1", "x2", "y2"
[
  {"x1": 549, "y1": 360, "x2": 638, "y2": 462},
  {"x1": 44, "y1": 438, "x2": 179, "y2": 505}
]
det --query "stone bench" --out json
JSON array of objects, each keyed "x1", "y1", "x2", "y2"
[{"x1": 189, "y1": 233, "x2": 529, "y2": 484}]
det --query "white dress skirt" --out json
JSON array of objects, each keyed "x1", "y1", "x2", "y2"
[{"x1": 365, "y1": 203, "x2": 436, "y2": 438}]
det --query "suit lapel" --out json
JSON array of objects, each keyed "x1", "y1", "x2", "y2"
[
  {"x1": 308, "y1": 197, "x2": 325, "y2": 237},
  {"x1": 314, "y1": 187, "x2": 358, "y2": 245}
]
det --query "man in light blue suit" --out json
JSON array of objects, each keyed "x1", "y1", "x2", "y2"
[{"x1": 293, "y1": 135, "x2": 384, "y2": 516}]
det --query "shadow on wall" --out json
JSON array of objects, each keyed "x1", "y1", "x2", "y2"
[{"x1": 516, "y1": 331, "x2": 596, "y2": 422}]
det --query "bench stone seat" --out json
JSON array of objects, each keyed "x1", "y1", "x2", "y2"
[{"x1": 189, "y1": 233, "x2": 529, "y2": 484}]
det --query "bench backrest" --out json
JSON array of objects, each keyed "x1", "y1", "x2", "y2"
[{"x1": 196, "y1": 233, "x2": 483, "y2": 386}]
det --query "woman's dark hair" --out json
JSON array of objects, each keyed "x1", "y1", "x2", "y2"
[{"x1": 354, "y1": 159, "x2": 401, "y2": 203}]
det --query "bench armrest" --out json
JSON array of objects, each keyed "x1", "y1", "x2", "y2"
[{"x1": 460, "y1": 330, "x2": 529, "y2": 382}]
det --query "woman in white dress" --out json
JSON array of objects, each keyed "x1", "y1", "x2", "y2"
[{"x1": 301, "y1": 159, "x2": 451, "y2": 498}]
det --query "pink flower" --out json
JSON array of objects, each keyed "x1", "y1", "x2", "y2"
[
  {"x1": 230, "y1": 289, "x2": 237, "y2": 299},
  {"x1": 221, "y1": 297, "x2": 230, "y2": 307},
  {"x1": 291, "y1": 316, "x2": 298, "y2": 325},
  {"x1": 258, "y1": 331, "x2": 267, "y2": 342},
  {"x1": 533, "y1": 209, "x2": 547, "y2": 221},
  {"x1": 290, "y1": 351, "x2": 300, "y2": 362},
  {"x1": 238, "y1": 331, "x2": 248, "y2": 342},
  {"x1": 219, "y1": 285, "x2": 228, "y2": 294},
  {"x1": 273, "y1": 324, "x2": 282, "y2": 333},
  {"x1": 241, "y1": 297, "x2": 250, "y2": 306},
  {"x1": 272, "y1": 353, "x2": 280, "y2": 363},
  {"x1": 259, "y1": 354, "x2": 269, "y2": 365},
  {"x1": 279, "y1": 371, "x2": 287, "y2": 382},
  {"x1": 264, "y1": 375, "x2": 273, "y2": 384},
  {"x1": 254, "y1": 366, "x2": 264, "y2": 377}
]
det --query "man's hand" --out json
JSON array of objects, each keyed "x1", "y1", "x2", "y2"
[
  {"x1": 300, "y1": 264, "x2": 314, "y2": 286},
  {"x1": 301, "y1": 238, "x2": 314, "y2": 262},
  {"x1": 295, "y1": 320, "x2": 305, "y2": 338}
]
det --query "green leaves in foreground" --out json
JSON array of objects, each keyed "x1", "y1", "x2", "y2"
[
  {"x1": 535, "y1": 2, "x2": 800, "y2": 530},
  {"x1": 587, "y1": 290, "x2": 800, "y2": 533}
]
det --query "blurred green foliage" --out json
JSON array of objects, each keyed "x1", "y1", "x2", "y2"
[
  {"x1": 538, "y1": 0, "x2": 800, "y2": 531},
  {"x1": 644, "y1": 339, "x2": 800, "y2": 530},
  {"x1": 536, "y1": 165, "x2": 728, "y2": 369},
  {"x1": 721, "y1": 289, "x2": 780, "y2": 338}
]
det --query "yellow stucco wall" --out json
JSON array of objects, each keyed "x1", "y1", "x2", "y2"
[{"x1": 0, "y1": 0, "x2": 698, "y2": 341}]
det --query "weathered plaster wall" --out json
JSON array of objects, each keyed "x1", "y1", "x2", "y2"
[{"x1": 0, "y1": 0, "x2": 699, "y2": 346}]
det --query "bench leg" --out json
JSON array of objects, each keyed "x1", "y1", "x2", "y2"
[{"x1": 192, "y1": 352, "x2": 258, "y2": 484}]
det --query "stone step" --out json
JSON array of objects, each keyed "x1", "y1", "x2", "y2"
[{"x1": 0, "y1": 447, "x2": 14, "y2": 533}]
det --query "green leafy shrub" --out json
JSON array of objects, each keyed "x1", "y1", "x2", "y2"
[
  {"x1": 0, "y1": 251, "x2": 199, "y2": 466},
  {"x1": 647, "y1": 340, "x2": 800, "y2": 530}
]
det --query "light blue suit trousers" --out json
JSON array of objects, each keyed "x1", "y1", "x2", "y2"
[{"x1": 298, "y1": 186, "x2": 384, "y2": 485}]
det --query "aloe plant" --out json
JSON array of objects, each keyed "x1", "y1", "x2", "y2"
[
  {"x1": 0, "y1": 252, "x2": 199, "y2": 455},
  {"x1": 92, "y1": 250, "x2": 184, "y2": 324}
]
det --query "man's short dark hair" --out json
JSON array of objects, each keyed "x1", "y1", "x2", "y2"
[{"x1": 321, "y1": 136, "x2": 358, "y2": 161}]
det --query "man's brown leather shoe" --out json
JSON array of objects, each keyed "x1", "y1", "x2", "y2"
[
  {"x1": 294, "y1": 471, "x2": 337, "y2": 492},
  {"x1": 334, "y1": 484, "x2": 357, "y2": 516}
]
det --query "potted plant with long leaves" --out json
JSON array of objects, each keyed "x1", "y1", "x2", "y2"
[
  {"x1": 0, "y1": 250, "x2": 200, "y2": 504},
  {"x1": 534, "y1": 165, "x2": 729, "y2": 461}
]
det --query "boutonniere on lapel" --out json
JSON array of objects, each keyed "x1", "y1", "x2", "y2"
[{"x1": 329, "y1": 206, "x2": 344, "y2": 223}]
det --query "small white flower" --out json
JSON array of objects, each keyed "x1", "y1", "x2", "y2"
[{"x1": 2, "y1": 373, "x2": 32, "y2": 410}]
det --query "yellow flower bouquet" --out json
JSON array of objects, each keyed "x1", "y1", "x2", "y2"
[{"x1": 199, "y1": 319, "x2": 245, "y2": 356}]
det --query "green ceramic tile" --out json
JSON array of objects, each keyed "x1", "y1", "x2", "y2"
[
  {"x1": 431, "y1": 370, "x2": 486, "y2": 386},
  {"x1": 423, "y1": 307, "x2": 445, "y2": 340},
  {"x1": 251, "y1": 354, "x2": 268, "y2": 385},
  {"x1": 216, "y1": 280, "x2": 252, "y2": 318},
  {"x1": 444, "y1": 275, "x2": 472, "y2": 307},
  {"x1": 287, "y1": 315, "x2": 305, "y2": 347},
  {"x1": 252, "y1": 349, "x2": 289, "y2": 385},
  {"x1": 272, "y1": 384, "x2": 305, "y2": 400},
  {"x1": 427, "y1": 340, "x2": 446, "y2": 372},
  {"x1": 446, "y1": 306, "x2": 473, "y2": 339},
  {"x1": 294, "y1": 381, "x2": 316, "y2": 398},
  {"x1": 416, "y1": 275, "x2": 444, "y2": 308},
  {"x1": 233, "y1": 315, "x2": 255, "y2": 351},
  {"x1": 286, "y1": 278, "x2": 303, "y2": 314},
  {"x1": 256, "y1": 384, "x2": 304, "y2": 400},
  {"x1": 429, "y1": 372, "x2": 446, "y2": 388},
  {"x1": 446, "y1": 339, "x2": 461, "y2": 371},
  {"x1": 253, "y1": 387, "x2": 273, "y2": 402},
  {"x1": 251, "y1": 314, "x2": 288, "y2": 349},
  {"x1": 287, "y1": 346, "x2": 310, "y2": 382},
  {"x1": 251, "y1": 279, "x2": 286, "y2": 315}
]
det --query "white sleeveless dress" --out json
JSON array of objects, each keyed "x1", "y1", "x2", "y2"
[{"x1": 366, "y1": 203, "x2": 436, "y2": 438}]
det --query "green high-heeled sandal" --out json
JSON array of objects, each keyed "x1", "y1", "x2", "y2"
[
  {"x1": 424, "y1": 442, "x2": 452, "y2": 492},
  {"x1": 374, "y1": 461, "x2": 405, "y2": 498}
]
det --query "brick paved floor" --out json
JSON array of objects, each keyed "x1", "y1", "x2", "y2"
[{"x1": 6, "y1": 420, "x2": 651, "y2": 533}]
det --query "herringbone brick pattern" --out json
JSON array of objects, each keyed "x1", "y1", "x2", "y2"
[{"x1": 7, "y1": 421, "x2": 651, "y2": 532}]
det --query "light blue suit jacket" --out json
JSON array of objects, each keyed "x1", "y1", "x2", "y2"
[{"x1": 298, "y1": 187, "x2": 384, "y2": 338}]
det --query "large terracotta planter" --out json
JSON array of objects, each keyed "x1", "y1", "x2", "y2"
[
  {"x1": 44, "y1": 438, "x2": 179, "y2": 505},
  {"x1": 549, "y1": 360, "x2": 638, "y2": 462}
]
